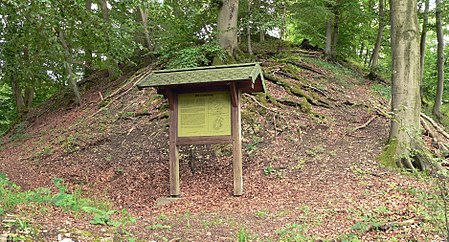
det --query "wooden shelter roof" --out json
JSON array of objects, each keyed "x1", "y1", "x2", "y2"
[{"x1": 137, "y1": 63, "x2": 265, "y2": 93}]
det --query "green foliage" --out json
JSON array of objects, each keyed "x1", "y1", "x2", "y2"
[
  {"x1": 370, "y1": 83, "x2": 391, "y2": 100},
  {"x1": 147, "y1": 223, "x2": 171, "y2": 230},
  {"x1": 9, "y1": 121, "x2": 29, "y2": 142},
  {"x1": 238, "y1": 228, "x2": 249, "y2": 242},
  {"x1": 0, "y1": 175, "x2": 135, "y2": 228},
  {"x1": 0, "y1": 83, "x2": 16, "y2": 134},
  {"x1": 244, "y1": 135, "x2": 264, "y2": 157},
  {"x1": 275, "y1": 223, "x2": 315, "y2": 241},
  {"x1": 161, "y1": 42, "x2": 227, "y2": 69}
]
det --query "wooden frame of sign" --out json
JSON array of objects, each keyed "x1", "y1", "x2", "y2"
[{"x1": 137, "y1": 63, "x2": 265, "y2": 197}]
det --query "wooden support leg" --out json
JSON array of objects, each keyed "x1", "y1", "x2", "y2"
[
  {"x1": 231, "y1": 87, "x2": 243, "y2": 196},
  {"x1": 167, "y1": 89, "x2": 180, "y2": 197},
  {"x1": 169, "y1": 144, "x2": 180, "y2": 197}
]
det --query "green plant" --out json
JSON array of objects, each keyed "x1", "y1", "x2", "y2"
[
  {"x1": 263, "y1": 163, "x2": 284, "y2": 179},
  {"x1": 255, "y1": 210, "x2": 269, "y2": 219},
  {"x1": 371, "y1": 83, "x2": 391, "y2": 100},
  {"x1": 147, "y1": 223, "x2": 171, "y2": 230},
  {"x1": 275, "y1": 223, "x2": 315, "y2": 241},
  {"x1": 10, "y1": 122, "x2": 30, "y2": 142},
  {"x1": 83, "y1": 207, "x2": 117, "y2": 226},
  {"x1": 305, "y1": 145, "x2": 325, "y2": 157},
  {"x1": 350, "y1": 215, "x2": 383, "y2": 232},
  {"x1": 244, "y1": 135, "x2": 264, "y2": 157},
  {"x1": 61, "y1": 134, "x2": 80, "y2": 153},
  {"x1": 263, "y1": 163, "x2": 276, "y2": 176},
  {"x1": 237, "y1": 228, "x2": 249, "y2": 242}
]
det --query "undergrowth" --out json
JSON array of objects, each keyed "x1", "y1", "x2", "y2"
[{"x1": 0, "y1": 174, "x2": 135, "y2": 229}]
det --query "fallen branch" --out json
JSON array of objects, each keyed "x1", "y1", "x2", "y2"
[
  {"x1": 421, "y1": 113, "x2": 449, "y2": 140},
  {"x1": 352, "y1": 115, "x2": 377, "y2": 132},
  {"x1": 421, "y1": 117, "x2": 449, "y2": 152},
  {"x1": 366, "y1": 217, "x2": 423, "y2": 232}
]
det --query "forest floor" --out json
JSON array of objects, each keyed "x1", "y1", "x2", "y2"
[{"x1": 0, "y1": 46, "x2": 447, "y2": 241}]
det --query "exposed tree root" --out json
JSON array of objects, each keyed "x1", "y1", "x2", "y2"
[
  {"x1": 286, "y1": 61, "x2": 324, "y2": 75},
  {"x1": 264, "y1": 73, "x2": 331, "y2": 108}
]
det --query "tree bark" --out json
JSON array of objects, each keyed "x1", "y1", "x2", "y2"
[
  {"x1": 218, "y1": 0, "x2": 239, "y2": 57},
  {"x1": 85, "y1": 0, "x2": 94, "y2": 76},
  {"x1": 369, "y1": 0, "x2": 385, "y2": 77},
  {"x1": 325, "y1": 17, "x2": 333, "y2": 60},
  {"x1": 98, "y1": 0, "x2": 117, "y2": 77},
  {"x1": 280, "y1": 1, "x2": 287, "y2": 40},
  {"x1": 247, "y1": 0, "x2": 253, "y2": 55},
  {"x1": 10, "y1": 76, "x2": 26, "y2": 120},
  {"x1": 331, "y1": 3, "x2": 340, "y2": 60},
  {"x1": 138, "y1": 6, "x2": 153, "y2": 51},
  {"x1": 419, "y1": 0, "x2": 429, "y2": 101},
  {"x1": 389, "y1": 0, "x2": 421, "y2": 169},
  {"x1": 432, "y1": 0, "x2": 444, "y2": 119},
  {"x1": 58, "y1": 28, "x2": 82, "y2": 106},
  {"x1": 259, "y1": 27, "x2": 265, "y2": 42}
]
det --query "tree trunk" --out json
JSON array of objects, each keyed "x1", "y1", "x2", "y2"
[
  {"x1": 247, "y1": 0, "x2": 253, "y2": 55},
  {"x1": 10, "y1": 76, "x2": 26, "y2": 120},
  {"x1": 138, "y1": 6, "x2": 153, "y2": 51},
  {"x1": 280, "y1": 2, "x2": 286, "y2": 40},
  {"x1": 359, "y1": 43, "x2": 365, "y2": 60},
  {"x1": 218, "y1": 0, "x2": 239, "y2": 57},
  {"x1": 331, "y1": 5, "x2": 339, "y2": 60},
  {"x1": 98, "y1": 0, "x2": 117, "y2": 77},
  {"x1": 58, "y1": 28, "x2": 82, "y2": 106},
  {"x1": 325, "y1": 17, "x2": 333, "y2": 60},
  {"x1": 85, "y1": 0, "x2": 94, "y2": 76},
  {"x1": 432, "y1": 0, "x2": 444, "y2": 119},
  {"x1": 369, "y1": 0, "x2": 385, "y2": 77},
  {"x1": 259, "y1": 27, "x2": 265, "y2": 42},
  {"x1": 419, "y1": 0, "x2": 429, "y2": 101},
  {"x1": 389, "y1": 0, "x2": 421, "y2": 169}
]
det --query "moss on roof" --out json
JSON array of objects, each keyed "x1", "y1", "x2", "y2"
[{"x1": 137, "y1": 63, "x2": 264, "y2": 91}]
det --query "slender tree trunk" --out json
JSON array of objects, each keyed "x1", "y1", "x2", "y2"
[
  {"x1": 58, "y1": 28, "x2": 81, "y2": 106},
  {"x1": 218, "y1": 0, "x2": 239, "y2": 57},
  {"x1": 389, "y1": 0, "x2": 421, "y2": 169},
  {"x1": 359, "y1": 43, "x2": 365, "y2": 60},
  {"x1": 247, "y1": 0, "x2": 253, "y2": 55},
  {"x1": 325, "y1": 17, "x2": 333, "y2": 60},
  {"x1": 138, "y1": 6, "x2": 153, "y2": 51},
  {"x1": 98, "y1": 0, "x2": 117, "y2": 77},
  {"x1": 280, "y1": 2, "x2": 287, "y2": 40},
  {"x1": 432, "y1": 0, "x2": 444, "y2": 119},
  {"x1": 419, "y1": 0, "x2": 429, "y2": 101},
  {"x1": 85, "y1": 0, "x2": 94, "y2": 76},
  {"x1": 369, "y1": 0, "x2": 385, "y2": 77},
  {"x1": 259, "y1": 27, "x2": 265, "y2": 42},
  {"x1": 22, "y1": 48, "x2": 34, "y2": 114},
  {"x1": 331, "y1": 5, "x2": 339, "y2": 60}
]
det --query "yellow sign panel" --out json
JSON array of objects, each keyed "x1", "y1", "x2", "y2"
[{"x1": 178, "y1": 91, "x2": 231, "y2": 137}]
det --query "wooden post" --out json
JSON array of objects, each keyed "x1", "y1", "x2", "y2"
[
  {"x1": 231, "y1": 84, "x2": 243, "y2": 196},
  {"x1": 167, "y1": 89, "x2": 180, "y2": 197}
]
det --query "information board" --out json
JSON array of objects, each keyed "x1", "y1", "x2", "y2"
[{"x1": 178, "y1": 91, "x2": 231, "y2": 137}]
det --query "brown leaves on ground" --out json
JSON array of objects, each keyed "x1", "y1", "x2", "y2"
[{"x1": 0, "y1": 53, "x2": 443, "y2": 241}]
